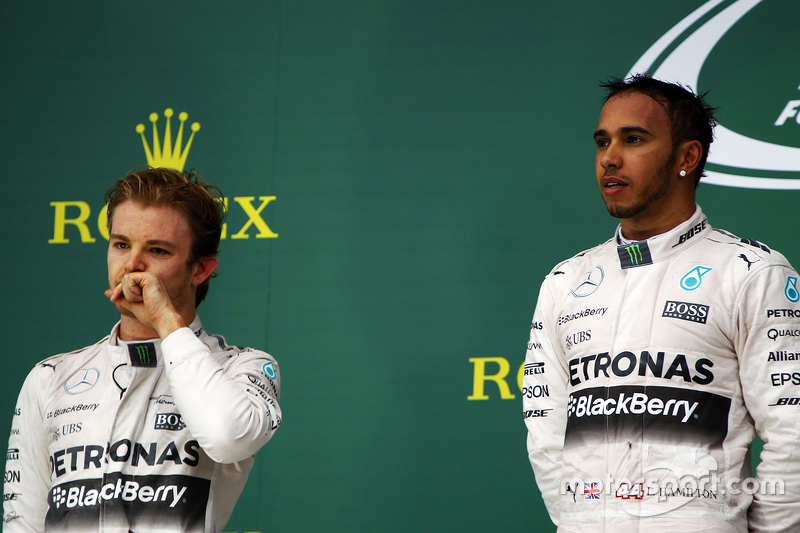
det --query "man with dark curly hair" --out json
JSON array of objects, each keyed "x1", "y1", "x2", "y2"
[{"x1": 523, "y1": 76, "x2": 800, "y2": 532}]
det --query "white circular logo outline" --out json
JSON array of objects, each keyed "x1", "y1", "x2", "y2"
[
  {"x1": 628, "y1": 0, "x2": 800, "y2": 190},
  {"x1": 571, "y1": 266, "x2": 605, "y2": 298},
  {"x1": 64, "y1": 367, "x2": 100, "y2": 395}
]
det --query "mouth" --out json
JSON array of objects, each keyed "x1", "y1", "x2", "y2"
[{"x1": 601, "y1": 176, "x2": 628, "y2": 195}]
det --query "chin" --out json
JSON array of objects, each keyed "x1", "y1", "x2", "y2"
[
  {"x1": 115, "y1": 302, "x2": 136, "y2": 319},
  {"x1": 605, "y1": 201, "x2": 646, "y2": 220},
  {"x1": 602, "y1": 199, "x2": 625, "y2": 219}
]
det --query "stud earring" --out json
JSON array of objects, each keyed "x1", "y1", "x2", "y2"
[{"x1": 679, "y1": 170, "x2": 687, "y2": 177}]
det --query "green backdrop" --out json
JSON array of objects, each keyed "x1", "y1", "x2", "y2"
[{"x1": 2, "y1": 1, "x2": 798, "y2": 531}]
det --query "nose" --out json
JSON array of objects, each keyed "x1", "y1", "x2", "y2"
[
  {"x1": 599, "y1": 140, "x2": 622, "y2": 171},
  {"x1": 124, "y1": 247, "x2": 146, "y2": 272}
]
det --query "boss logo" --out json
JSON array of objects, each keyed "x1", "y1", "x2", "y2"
[
  {"x1": 154, "y1": 413, "x2": 186, "y2": 431},
  {"x1": 662, "y1": 300, "x2": 709, "y2": 324}
]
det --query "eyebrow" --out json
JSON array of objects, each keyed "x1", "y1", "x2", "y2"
[
  {"x1": 109, "y1": 233, "x2": 176, "y2": 247},
  {"x1": 594, "y1": 126, "x2": 653, "y2": 139}
]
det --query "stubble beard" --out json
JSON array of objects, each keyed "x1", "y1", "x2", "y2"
[
  {"x1": 115, "y1": 302, "x2": 137, "y2": 319},
  {"x1": 604, "y1": 150, "x2": 677, "y2": 220}
]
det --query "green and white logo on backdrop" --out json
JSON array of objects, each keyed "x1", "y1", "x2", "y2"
[{"x1": 628, "y1": 0, "x2": 800, "y2": 190}]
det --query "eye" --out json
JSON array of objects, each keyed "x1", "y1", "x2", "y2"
[
  {"x1": 626, "y1": 136, "x2": 644, "y2": 144},
  {"x1": 596, "y1": 138, "x2": 609, "y2": 148},
  {"x1": 151, "y1": 248, "x2": 170, "y2": 256},
  {"x1": 112, "y1": 241, "x2": 129, "y2": 250}
]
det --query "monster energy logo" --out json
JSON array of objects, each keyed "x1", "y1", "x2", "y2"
[
  {"x1": 617, "y1": 241, "x2": 653, "y2": 269},
  {"x1": 626, "y1": 244, "x2": 643, "y2": 263},
  {"x1": 135, "y1": 346, "x2": 150, "y2": 363},
  {"x1": 128, "y1": 342, "x2": 157, "y2": 367}
]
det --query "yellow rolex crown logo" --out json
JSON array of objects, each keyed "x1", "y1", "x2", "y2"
[{"x1": 135, "y1": 108, "x2": 200, "y2": 172}]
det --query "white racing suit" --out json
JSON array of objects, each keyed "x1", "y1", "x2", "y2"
[
  {"x1": 523, "y1": 206, "x2": 800, "y2": 532},
  {"x1": 4, "y1": 316, "x2": 281, "y2": 532}
]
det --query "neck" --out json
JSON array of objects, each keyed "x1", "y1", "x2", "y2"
[
  {"x1": 620, "y1": 201, "x2": 696, "y2": 241},
  {"x1": 118, "y1": 311, "x2": 195, "y2": 342},
  {"x1": 118, "y1": 316, "x2": 160, "y2": 342}
]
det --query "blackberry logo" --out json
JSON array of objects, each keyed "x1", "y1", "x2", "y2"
[
  {"x1": 52, "y1": 487, "x2": 67, "y2": 508},
  {"x1": 569, "y1": 389, "x2": 698, "y2": 422},
  {"x1": 47, "y1": 474, "x2": 201, "y2": 514},
  {"x1": 565, "y1": 386, "x2": 732, "y2": 448}
]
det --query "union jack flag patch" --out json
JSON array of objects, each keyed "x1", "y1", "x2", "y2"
[{"x1": 584, "y1": 482, "x2": 601, "y2": 500}]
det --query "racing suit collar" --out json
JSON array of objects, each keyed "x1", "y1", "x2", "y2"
[
  {"x1": 615, "y1": 205, "x2": 710, "y2": 269},
  {"x1": 107, "y1": 316, "x2": 205, "y2": 368}
]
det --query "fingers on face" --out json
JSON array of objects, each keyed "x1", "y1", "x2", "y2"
[
  {"x1": 107, "y1": 282, "x2": 123, "y2": 302},
  {"x1": 115, "y1": 275, "x2": 142, "y2": 302}
]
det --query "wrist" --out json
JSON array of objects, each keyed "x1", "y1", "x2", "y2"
[{"x1": 155, "y1": 312, "x2": 187, "y2": 339}]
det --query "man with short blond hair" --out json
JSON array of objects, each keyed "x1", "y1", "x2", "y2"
[{"x1": 5, "y1": 167, "x2": 281, "y2": 532}]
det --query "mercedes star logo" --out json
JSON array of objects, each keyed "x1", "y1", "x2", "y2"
[
  {"x1": 64, "y1": 368, "x2": 100, "y2": 395},
  {"x1": 571, "y1": 266, "x2": 604, "y2": 298}
]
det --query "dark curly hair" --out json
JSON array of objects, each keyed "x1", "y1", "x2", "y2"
[{"x1": 601, "y1": 75, "x2": 717, "y2": 186}]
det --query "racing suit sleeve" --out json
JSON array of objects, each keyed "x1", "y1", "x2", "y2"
[
  {"x1": 523, "y1": 275, "x2": 568, "y2": 525},
  {"x1": 735, "y1": 263, "x2": 800, "y2": 532},
  {"x1": 161, "y1": 328, "x2": 281, "y2": 464},
  {"x1": 4, "y1": 369, "x2": 51, "y2": 532}
]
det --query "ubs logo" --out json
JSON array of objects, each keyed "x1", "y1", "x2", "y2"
[
  {"x1": 64, "y1": 368, "x2": 100, "y2": 395},
  {"x1": 51, "y1": 423, "x2": 82, "y2": 442},
  {"x1": 565, "y1": 330, "x2": 592, "y2": 351},
  {"x1": 571, "y1": 266, "x2": 604, "y2": 298}
]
